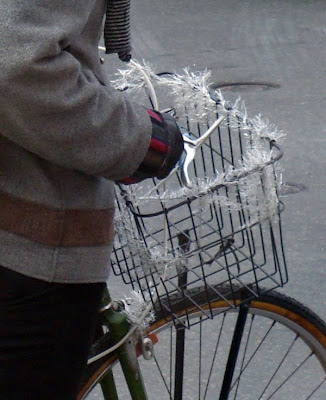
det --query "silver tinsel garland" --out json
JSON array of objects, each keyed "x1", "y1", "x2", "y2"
[{"x1": 110, "y1": 61, "x2": 286, "y2": 319}]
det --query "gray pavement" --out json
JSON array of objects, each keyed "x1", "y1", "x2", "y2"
[
  {"x1": 105, "y1": 0, "x2": 326, "y2": 320},
  {"x1": 93, "y1": 2, "x2": 326, "y2": 398},
  {"x1": 86, "y1": 4, "x2": 326, "y2": 399}
]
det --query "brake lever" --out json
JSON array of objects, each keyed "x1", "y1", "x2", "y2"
[
  {"x1": 180, "y1": 116, "x2": 225, "y2": 188},
  {"x1": 180, "y1": 140, "x2": 196, "y2": 188}
]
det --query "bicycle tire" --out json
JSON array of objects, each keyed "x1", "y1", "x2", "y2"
[{"x1": 78, "y1": 286, "x2": 326, "y2": 400}]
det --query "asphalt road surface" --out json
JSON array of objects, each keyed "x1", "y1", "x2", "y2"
[
  {"x1": 95, "y1": 0, "x2": 326, "y2": 398},
  {"x1": 105, "y1": 0, "x2": 326, "y2": 329}
]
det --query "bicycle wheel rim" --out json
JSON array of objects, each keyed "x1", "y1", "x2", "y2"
[{"x1": 79, "y1": 289, "x2": 326, "y2": 400}]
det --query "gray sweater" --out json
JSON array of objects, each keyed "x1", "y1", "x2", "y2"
[{"x1": 0, "y1": 0, "x2": 152, "y2": 283}]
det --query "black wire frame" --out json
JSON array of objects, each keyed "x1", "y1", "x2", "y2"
[{"x1": 110, "y1": 101, "x2": 287, "y2": 328}]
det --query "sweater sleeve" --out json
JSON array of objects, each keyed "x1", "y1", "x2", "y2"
[{"x1": 0, "y1": 0, "x2": 152, "y2": 181}]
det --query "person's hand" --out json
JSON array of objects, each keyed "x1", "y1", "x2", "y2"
[{"x1": 119, "y1": 110, "x2": 184, "y2": 184}]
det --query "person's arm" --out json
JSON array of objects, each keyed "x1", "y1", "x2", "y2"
[{"x1": 0, "y1": 0, "x2": 151, "y2": 181}]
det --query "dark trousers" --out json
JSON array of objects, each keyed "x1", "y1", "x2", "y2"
[{"x1": 0, "y1": 266, "x2": 106, "y2": 400}]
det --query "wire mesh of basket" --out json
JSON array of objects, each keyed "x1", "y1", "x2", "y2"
[{"x1": 110, "y1": 64, "x2": 287, "y2": 327}]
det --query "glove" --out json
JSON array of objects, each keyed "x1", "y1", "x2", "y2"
[{"x1": 119, "y1": 110, "x2": 184, "y2": 184}]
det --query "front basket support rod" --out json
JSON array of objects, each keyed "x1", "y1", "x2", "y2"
[
  {"x1": 174, "y1": 268, "x2": 188, "y2": 400},
  {"x1": 174, "y1": 232, "x2": 190, "y2": 400},
  {"x1": 174, "y1": 325, "x2": 186, "y2": 400},
  {"x1": 219, "y1": 302, "x2": 250, "y2": 400}
]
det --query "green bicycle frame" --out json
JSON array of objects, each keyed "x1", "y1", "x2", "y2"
[{"x1": 98, "y1": 288, "x2": 149, "y2": 400}]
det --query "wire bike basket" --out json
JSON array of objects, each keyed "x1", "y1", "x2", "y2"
[{"x1": 110, "y1": 62, "x2": 287, "y2": 328}]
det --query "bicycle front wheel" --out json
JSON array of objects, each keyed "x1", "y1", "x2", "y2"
[{"x1": 79, "y1": 287, "x2": 326, "y2": 399}]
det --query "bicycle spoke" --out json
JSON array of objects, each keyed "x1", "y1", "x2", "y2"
[
  {"x1": 153, "y1": 352, "x2": 173, "y2": 400},
  {"x1": 203, "y1": 314, "x2": 226, "y2": 399},
  {"x1": 306, "y1": 376, "x2": 326, "y2": 400},
  {"x1": 80, "y1": 289, "x2": 326, "y2": 400},
  {"x1": 159, "y1": 312, "x2": 325, "y2": 400},
  {"x1": 258, "y1": 334, "x2": 298, "y2": 399},
  {"x1": 230, "y1": 319, "x2": 275, "y2": 390},
  {"x1": 265, "y1": 352, "x2": 315, "y2": 400},
  {"x1": 232, "y1": 314, "x2": 255, "y2": 399},
  {"x1": 229, "y1": 319, "x2": 324, "y2": 400}
]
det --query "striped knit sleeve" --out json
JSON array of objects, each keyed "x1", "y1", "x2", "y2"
[{"x1": 104, "y1": 0, "x2": 132, "y2": 62}]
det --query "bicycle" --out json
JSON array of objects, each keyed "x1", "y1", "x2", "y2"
[{"x1": 77, "y1": 61, "x2": 326, "y2": 400}]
